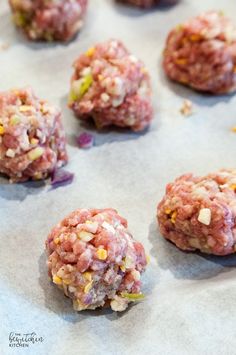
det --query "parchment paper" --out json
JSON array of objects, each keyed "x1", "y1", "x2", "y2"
[{"x1": 1, "y1": 0, "x2": 236, "y2": 354}]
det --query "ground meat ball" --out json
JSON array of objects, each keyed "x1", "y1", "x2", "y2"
[
  {"x1": 157, "y1": 170, "x2": 236, "y2": 256},
  {"x1": 163, "y1": 11, "x2": 236, "y2": 94},
  {"x1": 46, "y1": 208, "x2": 147, "y2": 311},
  {"x1": 68, "y1": 39, "x2": 153, "y2": 132},
  {"x1": 118, "y1": 0, "x2": 178, "y2": 8},
  {"x1": 9, "y1": 0, "x2": 88, "y2": 42},
  {"x1": 0, "y1": 87, "x2": 67, "y2": 182}
]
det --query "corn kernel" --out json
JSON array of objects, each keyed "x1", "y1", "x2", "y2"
[
  {"x1": 28, "y1": 147, "x2": 44, "y2": 161},
  {"x1": 175, "y1": 58, "x2": 187, "y2": 65},
  {"x1": 85, "y1": 47, "x2": 95, "y2": 57},
  {"x1": 30, "y1": 138, "x2": 38, "y2": 145},
  {"x1": 0, "y1": 125, "x2": 4, "y2": 135},
  {"x1": 120, "y1": 264, "x2": 126, "y2": 272},
  {"x1": 146, "y1": 254, "x2": 151, "y2": 264},
  {"x1": 33, "y1": 172, "x2": 43, "y2": 180},
  {"x1": 19, "y1": 105, "x2": 33, "y2": 112},
  {"x1": 83, "y1": 272, "x2": 92, "y2": 282},
  {"x1": 63, "y1": 279, "x2": 71, "y2": 285},
  {"x1": 165, "y1": 208, "x2": 172, "y2": 215},
  {"x1": 171, "y1": 211, "x2": 177, "y2": 224},
  {"x1": 53, "y1": 275, "x2": 62, "y2": 285},
  {"x1": 189, "y1": 34, "x2": 202, "y2": 42},
  {"x1": 54, "y1": 237, "x2": 60, "y2": 244},
  {"x1": 229, "y1": 184, "x2": 236, "y2": 191},
  {"x1": 96, "y1": 248, "x2": 108, "y2": 260},
  {"x1": 84, "y1": 281, "x2": 93, "y2": 294}
]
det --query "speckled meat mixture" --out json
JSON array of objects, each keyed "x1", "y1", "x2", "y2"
[
  {"x1": 68, "y1": 39, "x2": 153, "y2": 132},
  {"x1": 46, "y1": 208, "x2": 147, "y2": 312},
  {"x1": 119, "y1": 0, "x2": 178, "y2": 8},
  {"x1": 163, "y1": 11, "x2": 236, "y2": 94},
  {"x1": 9, "y1": 0, "x2": 88, "y2": 42},
  {"x1": 0, "y1": 87, "x2": 67, "y2": 182},
  {"x1": 157, "y1": 170, "x2": 236, "y2": 256}
]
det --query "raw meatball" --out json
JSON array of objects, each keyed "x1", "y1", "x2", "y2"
[
  {"x1": 119, "y1": 0, "x2": 178, "y2": 8},
  {"x1": 157, "y1": 170, "x2": 236, "y2": 256},
  {"x1": 68, "y1": 39, "x2": 153, "y2": 132},
  {"x1": 163, "y1": 11, "x2": 236, "y2": 94},
  {"x1": 9, "y1": 0, "x2": 88, "y2": 42},
  {"x1": 46, "y1": 208, "x2": 147, "y2": 311},
  {"x1": 0, "y1": 87, "x2": 67, "y2": 182}
]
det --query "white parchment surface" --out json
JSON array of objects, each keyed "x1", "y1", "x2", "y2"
[{"x1": 1, "y1": 0, "x2": 236, "y2": 354}]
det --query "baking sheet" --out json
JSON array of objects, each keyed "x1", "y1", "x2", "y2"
[{"x1": 1, "y1": 0, "x2": 236, "y2": 354}]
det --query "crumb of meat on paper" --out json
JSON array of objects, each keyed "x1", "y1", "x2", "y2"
[
  {"x1": 0, "y1": 42, "x2": 10, "y2": 51},
  {"x1": 180, "y1": 99, "x2": 193, "y2": 117}
]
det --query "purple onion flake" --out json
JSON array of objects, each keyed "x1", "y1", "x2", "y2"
[
  {"x1": 76, "y1": 132, "x2": 94, "y2": 149},
  {"x1": 50, "y1": 169, "x2": 74, "y2": 189}
]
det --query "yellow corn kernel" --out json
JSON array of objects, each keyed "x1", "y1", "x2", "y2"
[
  {"x1": 83, "y1": 272, "x2": 92, "y2": 282},
  {"x1": 84, "y1": 281, "x2": 93, "y2": 294},
  {"x1": 171, "y1": 211, "x2": 177, "y2": 224},
  {"x1": 33, "y1": 172, "x2": 43, "y2": 180},
  {"x1": 63, "y1": 279, "x2": 71, "y2": 285},
  {"x1": 189, "y1": 34, "x2": 202, "y2": 42},
  {"x1": 54, "y1": 237, "x2": 60, "y2": 245},
  {"x1": 85, "y1": 47, "x2": 95, "y2": 57},
  {"x1": 0, "y1": 125, "x2": 4, "y2": 135},
  {"x1": 30, "y1": 138, "x2": 39, "y2": 145},
  {"x1": 165, "y1": 208, "x2": 172, "y2": 215},
  {"x1": 120, "y1": 264, "x2": 126, "y2": 272},
  {"x1": 146, "y1": 254, "x2": 151, "y2": 264},
  {"x1": 229, "y1": 184, "x2": 236, "y2": 191},
  {"x1": 175, "y1": 58, "x2": 187, "y2": 65},
  {"x1": 53, "y1": 275, "x2": 62, "y2": 285},
  {"x1": 96, "y1": 248, "x2": 108, "y2": 260},
  {"x1": 28, "y1": 147, "x2": 44, "y2": 161},
  {"x1": 98, "y1": 75, "x2": 104, "y2": 81},
  {"x1": 180, "y1": 77, "x2": 189, "y2": 84},
  {"x1": 19, "y1": 105, "x2": 33, "y2": 112}
]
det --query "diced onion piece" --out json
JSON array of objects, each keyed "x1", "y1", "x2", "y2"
[
  {"x1": 6, "y1": 149, "x2": 15, "y2": 158},
  {"x1": 102, "y1": 221, "x2": 115, "y2": 234},
  {"x1": 197, "y1": 208, "x2": 211, "y2": 225},
  {"x1": 110, "y1": 296, "x2": 128, "y2": 312},
  {"x1": 76, "y1": 132, "x2": 94, "y2": 149},
  {"x1": 78, "y1": 231, "x2": 94, "y2": 242},
  {"x1": 51, "y1": 169, "x2": 74, "y2": 189}
]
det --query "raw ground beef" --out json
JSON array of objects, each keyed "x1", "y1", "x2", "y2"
[
  {"x1": 0, "y1": 87, "x2": 67, "y2": 182},
  {"x1": 46, "y1": 208, "x2": 147, "y2": 311},
  {"x1": 163, "y1": 11, "x2": 236, "y2": 94},
  {"x1": 68, "y1": 39, "x2": 153, "y2": 132},
  {"x1": 157, "y1": 170, "x2": 236, "y2": 256},
  {"x1": 9, "y1": 0, "x2": 88, "y2": 42},
  {"x1": 118, "y1": 0, "x2": 178, "y2": 8}
]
